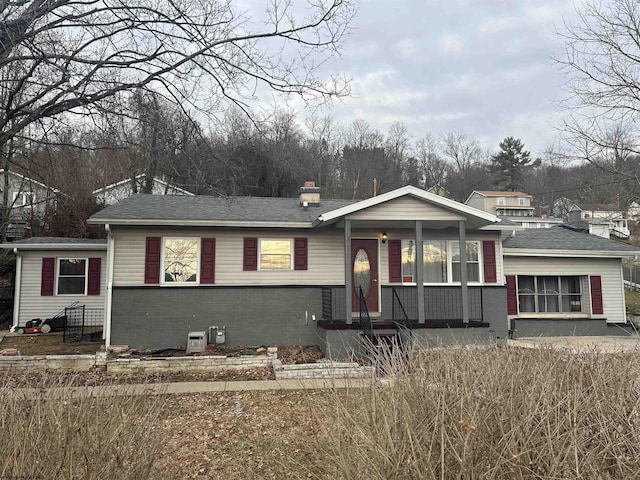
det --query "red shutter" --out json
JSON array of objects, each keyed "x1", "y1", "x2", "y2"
[
  {"x1": 590, "y1": 275, "x2": 604, "y2": 315},
  {"x1": 144, "y1": 237, "x2": 161, "y2": 284},
  {"x1": 41, "y1": 257, "x2": 55, "y2": 296},
  {"x1": 294, "y1": 237, "x2": 308, "y2": 270},
  {"x1": 482, "y1": 240, "x2": 497, "y2": 283},
  {"x1": 243, "y1": 237, "x2": 258, "y2": 271},
  {"x1": 388, "y1": 239, "x2": 402, "y2": 283},
  {"x1": 200, "y1": 238, "x2": 216, "y2": 284},
  {"x1": 506, "y1": 275, "x2": 518, "y2": 315},
  {"x1": 87, "y1": 258, "x2": 101, "y2": 295}
]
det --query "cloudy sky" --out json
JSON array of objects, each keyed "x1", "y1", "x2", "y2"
[{"x1": 297, "y1": 0, "x2": 581, "y2": 156}]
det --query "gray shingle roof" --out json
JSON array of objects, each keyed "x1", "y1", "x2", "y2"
[
  {"x1": 502, "y1": 226, "x2": 640, "y2": 253},
  {"x1": 89, "y1": 194, "x2": 357, "y2": 224}
]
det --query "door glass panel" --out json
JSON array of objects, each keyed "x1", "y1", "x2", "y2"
[{"x1": 353, "y1": 248, "x2": 371, "y2": 297}]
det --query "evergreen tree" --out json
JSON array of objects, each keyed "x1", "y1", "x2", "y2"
[{"x1": 490, "y1": 137, "x2": 540, "y2": 191}]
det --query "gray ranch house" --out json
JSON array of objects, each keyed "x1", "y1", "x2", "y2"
[{"x1": 88, "y1": 184, "x2": 509, "y2": 357}]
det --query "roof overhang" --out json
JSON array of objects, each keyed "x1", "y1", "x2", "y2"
[
  {"x1": 503, "y1": 248, "x2": 639, "y2": 259},
  {"x1": 88, "y1": 218, "x2": 313, "y2": 228},
  {"x1": 316, "y1": 186, "x2": 499, "y2": 227},
  {"x1": 0, "y1": 243, "x2": 107, "y2": 251}
]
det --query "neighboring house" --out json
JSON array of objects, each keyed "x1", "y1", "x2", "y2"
[
  {"x1": 466, "y1": 190, "x2": 536, "y2": 217},
  {"x1": 0, "y1": 170, "x2": 62, "y2": 240},
  {"x1": 0, "y1": 238, "x2": 107, "y2": 329},
  {"x1": 566, "y1": 203, "x2": 630, "y2": 240},
  {"x1": 466, "y1": 190, "x2": 562, "y2": 229},
  {"x1": 502, "y1": 226, "x2": 639, "y2": 336},
  {"x1": 93, "y1": 174, "x2": 194, "y2": 206}
]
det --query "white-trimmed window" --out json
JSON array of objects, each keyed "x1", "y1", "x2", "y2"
[
  {"x1": 163, "y1": 238, "x2": 199, "y2": 283},
  {"x1": 259, "y1": 239, "x2": 292, "y2": 270},
  {"x1": 12, "y1": 191, "x2": 34, "y2": 207},
  {"x1": 497, "y1": 197, "x2": 506, "y2": 205},
  {"x1": 518, "y1": 198, "x2": 526, "y2": 206},
  {"x1": 57, "y1": 258, "x2": 87, "y2": 295},
  {"x1": 517, "y1": 275, "x2": 583, "y2": 313},
  {"x1": 401, "y1": 240, "x2": 481, "y2": 284},
  {"x1": 452, "y1": 241, "x2": 480, "y2": 282}
]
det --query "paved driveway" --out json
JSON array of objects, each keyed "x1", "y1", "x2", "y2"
[{"x1": 509, "y1": 336, "x2": 640, "y2": 353}]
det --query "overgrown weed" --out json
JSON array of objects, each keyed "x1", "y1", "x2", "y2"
[
  {"x1": 0, "y1": 371, "x2": 164, "y2": 479},
  {"x1": 316, "y1": 346, "x2": 640, "y2": 479}
]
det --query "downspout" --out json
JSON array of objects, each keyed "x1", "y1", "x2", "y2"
[
  {"x1": 104, "y1": 224, "x2": 115, "y2": 348},
  {"x1": 11, "y1": 248, "x2": 21, "y2": 329}
]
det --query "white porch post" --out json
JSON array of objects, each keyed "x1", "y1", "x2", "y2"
[
  {"x1": 459, "y1": 220, "x2": 469, "y2": 323},
  {"x1": 344, "y1": 219, "x2": 352, "y2": 324},
  {"x1": 415, "y1": 220, "x2": 425, "y2": 323}
]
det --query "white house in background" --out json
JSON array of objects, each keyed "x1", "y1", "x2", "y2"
[
  {"x1": 566, "y1": 203, "x2": 630, "y2": 240},
  {"x1": 0, "y1": 170, "x2": 63, "y2": 241},
  {"x1": 93, "y1": 174, "x2": 194, "y2": 206}
]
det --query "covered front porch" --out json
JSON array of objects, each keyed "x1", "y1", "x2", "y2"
[{"x1": 311, "y1": 187, "x2": 509, "y2": 355}]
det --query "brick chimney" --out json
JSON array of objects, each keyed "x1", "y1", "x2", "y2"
[{"x1": 299, "y1": 181, "x2": 320, "y2": 207}]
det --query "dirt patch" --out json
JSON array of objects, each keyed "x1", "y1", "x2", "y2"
[
  {"x1": 0, "y1": 333, "x2": 103, "y2": 355},
  {"x1": 278, "y1": 344, "x2": 324, "y2": 364}
]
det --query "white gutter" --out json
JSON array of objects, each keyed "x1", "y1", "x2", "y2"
[
  {"x1": 87, "y1": 219, "x2": 313, "y2": 228},
  {"x1": 503, "y1": 248, "x2": 640, "y2": 258},
  {"x1": 12, "y1": 248, "x2": 21, "y2": 328},
  {"x1": 104, "y1": 225, "x2": 115, "y2": 349},
  {"x1": 0, "y1": 243, "x2": 106, "y2": 251}
]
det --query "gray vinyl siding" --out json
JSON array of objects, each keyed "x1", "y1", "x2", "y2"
[
  {"x1": 503, "y1": 256, "x2": 626, "y2": 323},
  {"x1": 347, "y1": 197, "x2": 465, "y2": 221},
  {"x1": 465, "y1": 194, "x2": 485, "y2": 211},
  {"x1": 16, "y1": 250, "x2": 107, "y2": 325}
]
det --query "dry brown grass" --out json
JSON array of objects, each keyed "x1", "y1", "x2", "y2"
[
  {"x1": 0, "y1": 333, "x2": 103, "y2": 355},
  {"x1": 317, "y1": 346, "x2": 640, "y2": 479},
  {"x1": 0, "y1": 375, "x2": 164, "y2": 479},
  {"x1": 4, "y1": 346, "x2": 640, "y2": 479}
]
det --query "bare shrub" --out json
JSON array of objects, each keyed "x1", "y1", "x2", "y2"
[
  {"x1": 0, "y1": 372, "x2": 164, "y2": 479},
  {"x1": 318, "y1": 346, "x2": 640, "y2": 479}
]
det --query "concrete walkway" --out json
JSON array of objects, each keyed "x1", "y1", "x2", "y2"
[{"x1": 11, "y1": 378, "x2": 374, "y2": 398}]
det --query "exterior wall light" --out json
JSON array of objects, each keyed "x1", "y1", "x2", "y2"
[{"x1": 381, "y1": 232, "x2": 388, "y2": 244}]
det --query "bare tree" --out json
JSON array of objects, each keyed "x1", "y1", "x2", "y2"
[
  {"x1": 556, "y1": 0, "x2": 640, "y2": 187},
  {"x1": 0, "y1": 0, "x2": 355, "y2": 163}
]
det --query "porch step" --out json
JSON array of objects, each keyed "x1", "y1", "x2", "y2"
[{"x1": 274, "y1": 360, "x2": 375, "y2": 380}]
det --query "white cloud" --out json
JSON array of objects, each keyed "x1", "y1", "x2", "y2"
[{"x1": 437, "y1": 33, "x2": 464, "y2": 56}]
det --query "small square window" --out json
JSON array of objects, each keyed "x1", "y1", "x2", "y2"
[{"x1": 260, "y1": 239, "x2": 292, "y2": 269}]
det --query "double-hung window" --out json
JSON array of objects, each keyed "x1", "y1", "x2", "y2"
[
  {"x1": 517, "y1": 275, "x2": 583, "y2": 313},
  {"x1": 57, "y1": 258, "x2": 87, "y2": 295},
  {"x1": 259, "y1": 239, "x2": 292, "y2": 270},
  {"x1": 163, "y1": 238, "x2": 199, "y2": 283},
  {"x1": 401, "y1": 240, "x2": 481, "y2": 284}
]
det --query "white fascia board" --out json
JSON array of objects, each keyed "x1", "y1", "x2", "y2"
[
  {"x1": 318, "y1": 185, "x2": 499, "y2": 224},
  {"x1": 87, "y1": 218, "x2": 313, "y2": 228},
  {"x1": 503, "y1": 248, "x2": 640, "y2": 258},
  {"x1": 0, "y1": 243, "x2": 107, "y2": 251},
  {"x1": 0, "y1": 169, "x2": 62, "y2": 195}
]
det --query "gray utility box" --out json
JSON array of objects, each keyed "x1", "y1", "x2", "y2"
[{"x1": 186, "y1": 331, "x2": 207, "y2": 354}]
